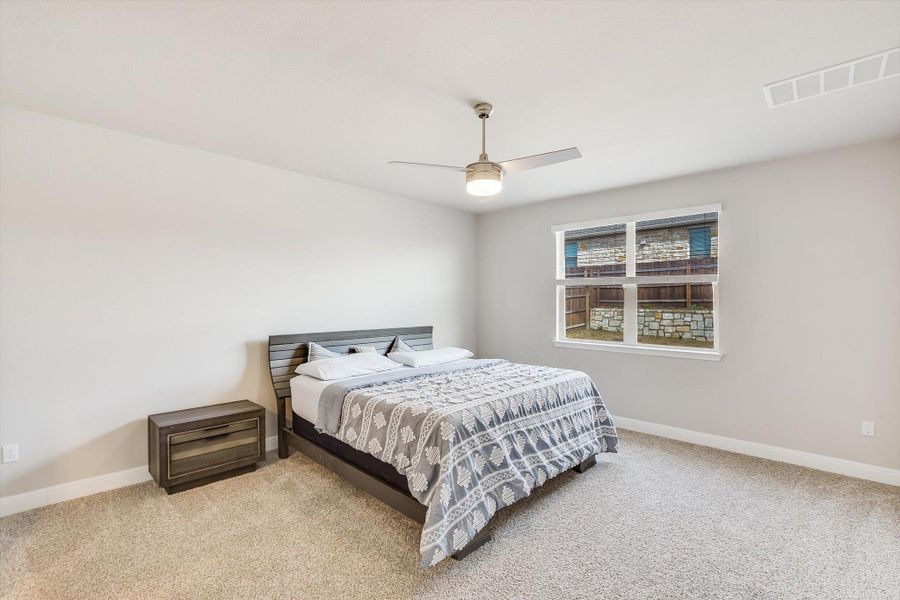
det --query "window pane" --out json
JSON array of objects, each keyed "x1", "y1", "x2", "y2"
[
  {"x1": 564, "y1": 224, "x2": 626, "y2": 278},
  {"x1": 564, "y1": 241, "x2": 578, "y2": 270},
  {"x1": 564, "y1": 285, "x2": 623, "y2": 343},
  {"x1": 637, "y1": 283, "x2": 714, "y2": 349},
  {"x1": 636, "y1": 213, "x2": 717, "y2": 275}
]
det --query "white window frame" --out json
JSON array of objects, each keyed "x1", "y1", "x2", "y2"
[{"x1": 553, "y1": 203, "x2": 722, "y2": 361}]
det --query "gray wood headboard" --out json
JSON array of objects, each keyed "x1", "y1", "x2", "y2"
[{"x1": 267, "y1": 326, "x2": 434, "y2": 424}]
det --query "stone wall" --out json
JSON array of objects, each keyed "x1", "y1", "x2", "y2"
[
  {"x1": 589, "y1": 307, "x2": 715, "y2": 343},
  {"x1": 576, "y1": 224, "x2": 718, "y2": 267},
  {"x1": 638, "y1": 308, "x2": 714, "y2": 342},
  {"x1": 637, "y1": 224, "x2": 718, "y2": 263},
  {"x1": 575, "y1": 233, "x2": 625, "y2": 268},
  {"x1": 589, "y1": 307, "x2": 623, "y2": 332}
]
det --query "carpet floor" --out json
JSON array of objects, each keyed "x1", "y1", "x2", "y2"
[{"x1": 1, "y1": 430, "x2": 898, "y2": 600}]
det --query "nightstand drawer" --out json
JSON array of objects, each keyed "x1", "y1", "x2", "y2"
[
  {"x1": 169, "y1": 426, "x2": 259, "y2": 462},
  {"x1": 170, "y1": 418, "x2": 258, "y2": 445},
  {"x1": 169, "y1": 439, "x2": 260, "y2": 478}
]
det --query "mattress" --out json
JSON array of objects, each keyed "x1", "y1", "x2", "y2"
[
  {"x1": 289, "y1": 368, "x2": 413, "y2": 422},
  {"x1": 289, "y1": 374, "x2": 333, "y2": 422}
]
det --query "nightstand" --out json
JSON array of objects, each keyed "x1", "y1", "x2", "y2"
[{"x1": 148, "y1": 400, "x2": 265, "y2": 493}]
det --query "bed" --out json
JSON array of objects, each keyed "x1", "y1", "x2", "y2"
[{"x1": 268, "y1": 326, "x2": 618, "y2": 566}]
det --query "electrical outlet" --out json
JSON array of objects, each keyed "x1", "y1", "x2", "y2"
[
  {"x1": 1, "y1": 444, "x2": 19, "y2": 463},
  {"x1": 861, "y1": 421, "x2": 875, "y2": 437}
]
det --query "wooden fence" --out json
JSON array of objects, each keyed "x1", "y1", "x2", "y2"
[
  {"x1": 565, "y1": 256, "x2": 718, "y2": 278},
  {"x1": 565, "y1": 285, "x2": 713, "y2": 329},
  {"x1": 564, "y1": 257, "x2": 716, "y2": 330}
]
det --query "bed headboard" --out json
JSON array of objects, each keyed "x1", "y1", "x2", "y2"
[{"x1": 267, "y1": 326, "x2": 433, "y2": 433}]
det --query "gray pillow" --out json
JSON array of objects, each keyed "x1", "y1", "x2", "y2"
[
  {"x1": 387, "y1": 336, "x2": 414, "y2": 354},
  {"x1": 307, "y1": 342, "x2": 339, "y2": 362},
  {"x1": 349, "y1": 345, "x2": 377, "y2": 353}
]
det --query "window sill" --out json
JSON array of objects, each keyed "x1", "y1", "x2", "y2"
[{"x1": 553, "y1": 339, "x2": 723, "y2": 361}]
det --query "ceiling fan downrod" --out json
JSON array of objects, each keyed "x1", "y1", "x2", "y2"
[{"x1": 474, "y1": 102, "x2": 493, "y2": 161}]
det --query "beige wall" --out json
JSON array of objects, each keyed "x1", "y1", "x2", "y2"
[
  {"x1": 2, "y1": 105, "x2": 897, "y2": 501},
  {"x1": 477, "y1": 138, "x2": 900, "y2": 470},
  {"x1": 0, "y1": 106, "x2": 477, "y2": 497}
]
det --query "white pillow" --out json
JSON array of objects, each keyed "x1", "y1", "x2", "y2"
[
  {"x1": 294, "y1": 352, "x2": 402, "y2": 380},
  {"x1": 388, "y1": 347, "x2": 473, "y2": 368}
]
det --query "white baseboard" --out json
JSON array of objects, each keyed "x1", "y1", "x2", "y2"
[
  {"x1": 1, "y1": 435, "x2": 279, "y2": 518},
  {"x1": 615, "y1": 416, "x2": 900, "y2": 487},
  {"x1": 0, "y1": 465, "x2": 152, "y2": 518},
  {"x1": 6, "y1": 424, "x2": 894, "y2": 519}
]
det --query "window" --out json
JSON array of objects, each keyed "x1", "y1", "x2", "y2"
[
  {"x1": 564, "y1": 242, "x2": 578, "y2": 271},
  {"x1": 689, "y1": 226, "x2": 712, "y2": 258},
  {"x1": 554, "y1": 204, "x2": 721, "y2": 359}
]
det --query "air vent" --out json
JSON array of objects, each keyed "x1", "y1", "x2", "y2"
[{"x1": 764, "y1": 47, "x2": 900, "y2": 108}]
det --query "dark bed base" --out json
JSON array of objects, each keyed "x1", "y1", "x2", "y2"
[
  {"x1": 281, "y1": 424, "x2": 427, "y2": 523},
  {"x1": 291, "y1": 413, "x2": 410, "y2": 492},
  {"x1": 573, "y1": 454, "x2": 597, "y2": 473},
  {"x1": 268, "y1": 326, "x2": 597, "y2": 562}
]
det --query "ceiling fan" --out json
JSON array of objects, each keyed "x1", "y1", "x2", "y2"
[{"x1": 389, "y1": 102, "x2": 581, "y2": 197}]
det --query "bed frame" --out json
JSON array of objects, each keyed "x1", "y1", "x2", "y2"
[{"x1": 267, "y1": 325, "x2": 595, "y2": 561}]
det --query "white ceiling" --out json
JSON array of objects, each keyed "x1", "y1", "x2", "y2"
[{"x1": 2, "y1": 1, "x2": 899, "y2": 213}]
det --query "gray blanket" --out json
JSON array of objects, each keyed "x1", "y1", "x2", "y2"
[
  {"x1": 318, "y1": 359, "x2": 500, "y2": 434},
  {"x1": 316, "y1": 359, "x2": 618, "y2": 566}
]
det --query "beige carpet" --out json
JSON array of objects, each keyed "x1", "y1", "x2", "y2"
[{"x1": 1, "y1": 430, "x2": 898, "y2": 600}]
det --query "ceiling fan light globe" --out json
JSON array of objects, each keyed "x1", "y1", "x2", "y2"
[
  {"x1": 466, "y1": 178, "x2": 502, "y2": 197},
  {"x1": 465, "y1": 163, "x2": 503, "y2": 197}
]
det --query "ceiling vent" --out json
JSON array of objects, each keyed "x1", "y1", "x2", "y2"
[{"x1": 764, "y1": 47, "x2": 900, "y2": 108}]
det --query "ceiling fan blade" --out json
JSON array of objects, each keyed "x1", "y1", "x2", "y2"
[
  {"x1": 388, "y1": 161, "x2": 467, "y2": 172},
  {"x1": 498, "y1": 147, "x2": 582, "y2": 173}
]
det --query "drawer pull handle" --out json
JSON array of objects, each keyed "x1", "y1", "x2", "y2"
[
  {"x1": 205, "y1": 432, "x2": 232, "y2": 441},
  {"x1": 169, "y1": 418, "x2": 258, "y2": 445}
]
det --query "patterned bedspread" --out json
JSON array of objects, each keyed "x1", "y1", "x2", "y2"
[{"x1": 329, "y1": 360, "x2": 618, "y2": 566}]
